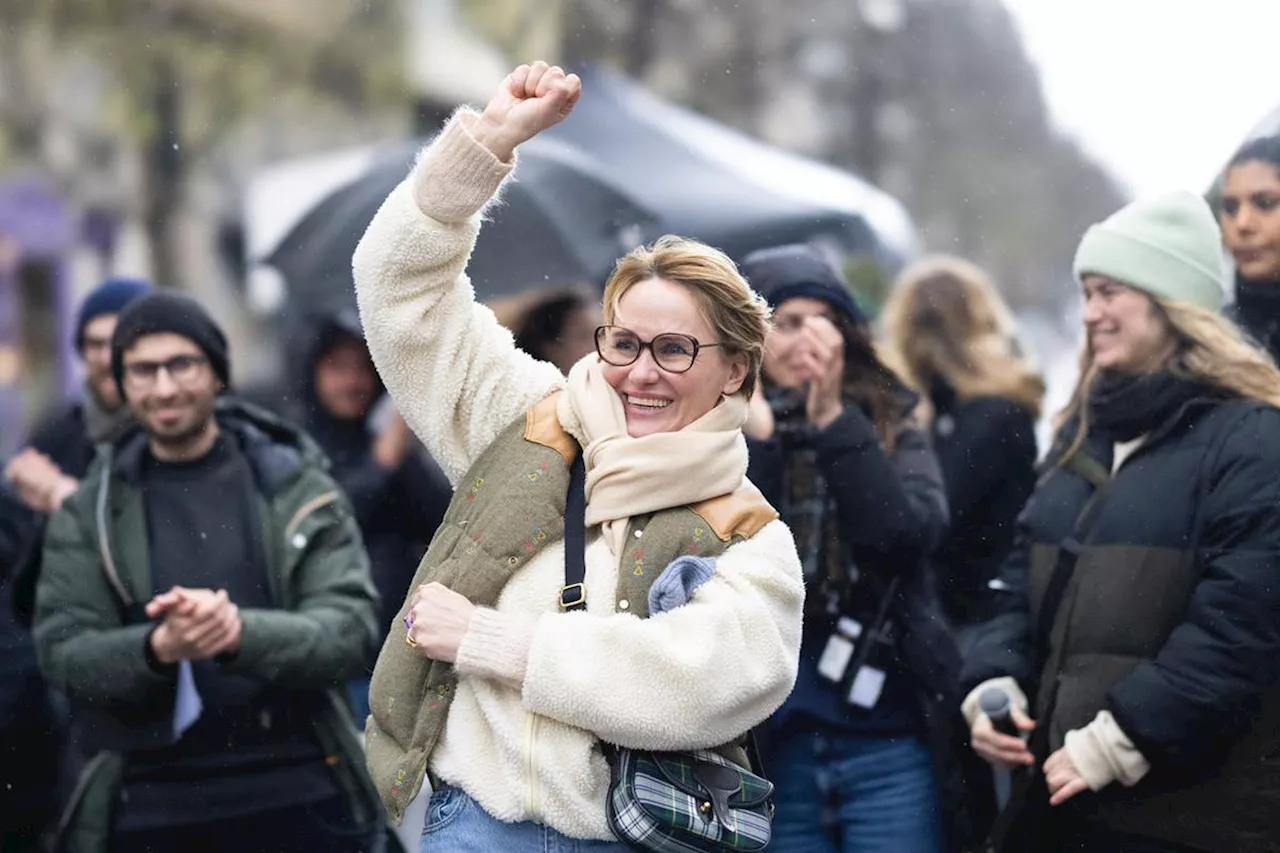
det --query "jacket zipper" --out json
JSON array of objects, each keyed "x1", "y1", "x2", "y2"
[{"x1": 524, "y1": 713, "x2": 542, "y2": 818}]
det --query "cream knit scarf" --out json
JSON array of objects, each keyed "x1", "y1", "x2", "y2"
[{"x1": 557, "y1": 356, "x2": 749, "y2": 555}]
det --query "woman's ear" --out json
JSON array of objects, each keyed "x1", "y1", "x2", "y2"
[{"x1": 720, "y1": 352, "x2": 750, "y2": 397}]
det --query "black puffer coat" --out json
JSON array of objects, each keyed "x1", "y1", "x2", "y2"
[{"x1": 963, "y1": 396, "x2": 1280, "y2": 852}]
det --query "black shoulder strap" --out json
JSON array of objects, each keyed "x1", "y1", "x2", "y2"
[
  {"x1": 562, "y1": 453, "x2": 769, "y2": 779},
  {"x1": 560, "y1": 453, "x2": 588, "y2": 612},
  {"x1": 1031, "y1": 451, "x2": 1113, "y2": 677}
]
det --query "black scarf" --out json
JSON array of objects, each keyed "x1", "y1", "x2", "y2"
[
  {"x1": 770, "y1": 383, "x2": 911, "y2": 620},
  {"x1": 1088, "y1": 369, "x2": 1212, "y2": 442},
  {"x1": 769, "y1": 385, "x2": 830, "y2": 587}
]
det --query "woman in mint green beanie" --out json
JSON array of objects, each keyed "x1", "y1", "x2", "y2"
[{"x1": 960, "y1": 191, "x2": 1280, "y2": 852}]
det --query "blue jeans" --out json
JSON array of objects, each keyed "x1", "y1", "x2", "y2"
[
  {"x1": 765, "y1": 729, "x2": 942, "y2": 853},
  {"x1": 419, "y1": 784, "x2": 627, "y2": 852},
  {"x1": 347, "y1": 676, "x2": 371, "y2": 724}
]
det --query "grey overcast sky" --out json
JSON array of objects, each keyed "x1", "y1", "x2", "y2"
[{"x1": 1001, "y1": 0, "x2": 1280, "y2": 196}]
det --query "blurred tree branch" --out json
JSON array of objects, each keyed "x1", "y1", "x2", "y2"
[
  {"x1": 549, "y1": 0, "x2": 1125, "y2": 314},
  {"x1": 1, "y1": 0, "x2": 408, "y2": 286}
]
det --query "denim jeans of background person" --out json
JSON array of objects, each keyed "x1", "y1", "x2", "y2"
[{"x1": 766, "y1": 728, "x2": 940, "y2": 853}]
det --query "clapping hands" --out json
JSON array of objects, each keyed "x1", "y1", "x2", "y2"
[{"x1": 146, "y1": 586, "x2": 243, "y2": 664}]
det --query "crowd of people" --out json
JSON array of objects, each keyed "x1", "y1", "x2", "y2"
[{"x1": 3, "y1": 61, "x2": 1280, "y2": 853}]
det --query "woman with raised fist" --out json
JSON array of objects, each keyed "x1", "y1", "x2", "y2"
[{"x1": 354, "y1": 63, "x2": 804, "y2": 851}]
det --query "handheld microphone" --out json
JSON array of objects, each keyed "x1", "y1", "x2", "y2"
[
  {"x1": 979, "y1": 687, "x2": 1022, "y2": 810},
  {"x1": 979, "y1": 687, "x2": 1021, "y2": 737}
]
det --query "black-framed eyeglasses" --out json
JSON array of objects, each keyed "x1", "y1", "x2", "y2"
[
  {"x1": 122, "y1": 354, "x2": 208, "y2": 389},
  {"x1": 594, "y1": 325, "x2": 724, "y2": 374}
]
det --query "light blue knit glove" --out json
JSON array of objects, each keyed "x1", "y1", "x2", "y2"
[{"x1": 647, "y1": 555, "x2": 716, "y2": 615}]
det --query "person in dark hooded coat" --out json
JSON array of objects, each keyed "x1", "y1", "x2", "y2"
[
  {"x1": 1, "y1": 276, "x2": 150, "y2": 851},
  {"x1": 1220, "y1": 135, "x2": 1280, "y2": 361},
  {"x1": 741, "y1": 244, "x2": 968, "y2": 852},
  {"x1": 298, "y1": 311, "x2": 453, "y2": 718}
]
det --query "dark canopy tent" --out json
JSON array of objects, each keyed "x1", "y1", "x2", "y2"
[{"x1": 544, "y1": 66, "x2": 917, "y2": 270}]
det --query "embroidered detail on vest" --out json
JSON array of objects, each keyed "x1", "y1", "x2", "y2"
[
  {"x1": 391, "y1": 766, "x2": 408, "y2": 797},
  {"x1": 523, "y1": 525, "x2": 550, "y2": 554},
  {"x1": 525, "y1": 393, "x2": 578, "y2": 464},
  {"x1": 682, "y1": 524, "x2": 708, "y2": 555}
]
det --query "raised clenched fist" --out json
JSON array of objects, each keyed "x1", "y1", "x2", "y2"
[{"x1": 471, "y1": 61, "x2": 582, "y2": 163}]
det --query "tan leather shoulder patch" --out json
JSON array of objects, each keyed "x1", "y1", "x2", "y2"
[
  {"x1": 524, "y1": 391, "x2": 578, "y2": 464},
  {"x1": 690, "y1": 481, "x2": 779, "y2": 542}
]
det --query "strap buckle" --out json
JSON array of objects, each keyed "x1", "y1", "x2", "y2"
[{"x1": 560, "y1": 583, "x2": 586, "y2": 610}]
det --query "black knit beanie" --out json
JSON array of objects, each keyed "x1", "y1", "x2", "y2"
[
  {"x1": 740, "y1": 244, "x2": 868, "y2": 327},
  {"x1": 75, "y1": 277, "x2": 152, "y2": 350},
  {"x1": 111, "y1": 291, "x2": 231, "y2": 396}
]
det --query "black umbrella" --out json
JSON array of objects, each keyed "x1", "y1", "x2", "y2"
[
  {"x1": 265, "y1": 133, "x2": 660, "y2": 311},
  {"x1": 545, "y1": 66, "x2": 919, "y2": 271}
]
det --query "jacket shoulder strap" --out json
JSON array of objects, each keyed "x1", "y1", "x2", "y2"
[{"x1": 1062, "y1": 450, "x2": 1110, "y2": 489}]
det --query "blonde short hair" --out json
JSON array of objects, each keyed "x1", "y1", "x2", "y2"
[{"x1": 602, "y1": 235, "x2": 770, "y2": 398}]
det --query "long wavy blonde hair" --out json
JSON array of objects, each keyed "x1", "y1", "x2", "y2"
[
  {"x1": 881, "y1": 255, "x2": 1044, "y2": 420},
  {"x1": 1054, "y1": 296, "x2": 1280, "y2": 464}
]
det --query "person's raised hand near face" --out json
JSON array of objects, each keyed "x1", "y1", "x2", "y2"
[{"x1": 797, "y1": 316, "x2": 846, "y2": 431}]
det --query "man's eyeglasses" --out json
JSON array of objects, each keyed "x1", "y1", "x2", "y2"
[
  {"x1": 122, "y1": 354, "x2": 208, "y2": 389},
  {"x1": 594, "y1": 325, "x2": 723, "y2": 374}
]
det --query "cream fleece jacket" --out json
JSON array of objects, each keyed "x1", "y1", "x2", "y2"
[
  {"x1": 353, "y1": 110, "x2": 805, "y2": 840},
  {"x1": 962, "y1": 678, "x2": 1150, "y2": 791}
]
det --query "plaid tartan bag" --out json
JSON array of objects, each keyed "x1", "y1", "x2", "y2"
[
  {"x1": 560, "y1": 456, "x2": 775, "y2": 851},
  {"x1": 605, "y1": 745, "x2": 775, "y2": 853}
]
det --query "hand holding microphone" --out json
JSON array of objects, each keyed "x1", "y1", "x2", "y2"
[
  {"x1": 971, "y1": 687, "x2": 1036, "y2": 768},
  {"x1": 972, "y1": 687, "x2": 1036, "y2": 811}
]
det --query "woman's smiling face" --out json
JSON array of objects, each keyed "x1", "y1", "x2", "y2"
[{"x1": 599, "y1": 277, "x2": 747, "y2": 438}]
